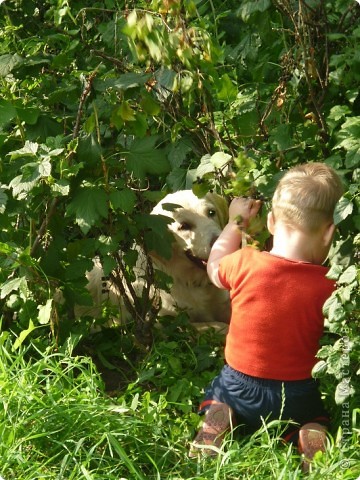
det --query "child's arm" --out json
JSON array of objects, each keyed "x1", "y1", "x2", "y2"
[{"x1": 207, "y1": 197, "x2": 262, "y2": 288}]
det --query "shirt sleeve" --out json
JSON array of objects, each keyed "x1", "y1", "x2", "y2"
[{"x1": 218, "y1": 249, "x2": 244, "y2": 290}]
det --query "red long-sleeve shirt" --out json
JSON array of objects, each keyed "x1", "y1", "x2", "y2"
[{"x1": 218, "y1": 247, "x2": 335, "y2": 381}]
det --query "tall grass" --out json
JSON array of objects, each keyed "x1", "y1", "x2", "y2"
[{"x1": 0, "y1": 332, "x2": 358, "y2": 480}]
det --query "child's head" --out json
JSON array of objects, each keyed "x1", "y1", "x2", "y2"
[{"x1": 271, "y1": 162, "x2": 344, "y2": 233}]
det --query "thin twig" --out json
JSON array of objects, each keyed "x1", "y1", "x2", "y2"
[
  {"x1": 91, "y1": 50, "x2": 127, "y2": 70},
  {"x1": 30, "y1": 198, "x2": 59, "y2": 257},
  {"x1": 73, "y1": 66, "x2": 100, "y2": 140}
]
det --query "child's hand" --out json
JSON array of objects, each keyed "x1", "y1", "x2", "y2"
[{"x1": 228, "y1": 197, "x2": 262, "y2": 228}]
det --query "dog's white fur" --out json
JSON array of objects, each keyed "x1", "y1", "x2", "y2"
[
  {"x1": 77, "y1": 190, "x2": 230, "y2": 330},
  {"x1": 149, "y1": 190, "x2": 230, "y2": 326}
]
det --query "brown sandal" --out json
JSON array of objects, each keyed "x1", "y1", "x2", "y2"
[
  {"x1": 189, "y1": 402, "x2": 234, "y2": 457},
  {"x1": 298, "y1": 422, "x2": 327, "y2": 472}
]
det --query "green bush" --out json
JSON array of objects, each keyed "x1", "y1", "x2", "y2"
[{"x1": 0, "y1": 0, "x2": 358, "y2": 451}]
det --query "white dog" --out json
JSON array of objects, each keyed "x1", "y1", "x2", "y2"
[
  {"x1": 77, "y1": 190, "x2": 230, "y2": 330},
  {"x1": 149, "y1": 190, "x2": 230, "y2": 327}
]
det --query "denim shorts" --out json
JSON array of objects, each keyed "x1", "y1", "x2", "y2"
[{"x1": 199, "y1": 364, "x2": 329, "y2": 438}]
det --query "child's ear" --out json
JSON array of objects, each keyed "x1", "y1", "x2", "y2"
[
  {"x1": 267, "y1": 212, "x2": 275, "y2": 235},
  {"x1": 323, "y1": 222, "x2": 336, "y2": 247}
]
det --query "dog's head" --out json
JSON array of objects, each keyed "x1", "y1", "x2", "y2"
[{"x1": 150, "y1": 190, "x2": 228, "y2": 276}]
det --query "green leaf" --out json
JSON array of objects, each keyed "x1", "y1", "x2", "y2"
[
  {"x1": 38, "y1": 158, "x2": 52, "y2": 176},
  {"x1": 325, "y1": 154, "x2": 343, "y2": 170},
  {"x1": 125, "y1": 136, "x2": 170, "y2": 180},
  {"x1": 327, "y1": 105, "x2": 351, "y2": 122},
  {"x1": 147, "y1": 37, "x2": 162, "y2": 62},
  {"x1": 140, "y1": 93, "x2": 161, "y2": 115},
  {"x1": 192, "y1": 181, "x2": 210, "y2": 198},
  {"x1": 168, "y1": 356, "x2": 182, "y2": 374},
  {"x1": 118, "y1": 101, "x2": 136, "y2": 121},
  {"x1": 94, "y1": 72, "x2": 151, "y2": 92},
  {"x1": 66, "y1": 184, "x2": 108, "y2": 234},
  {"x1": 210, "y1": 152, "x2": 232, "y2": 169},
  {"x1": 140, "y1": 214, "x2": 173, "y2": 259},
  {"x1": 128, "y1": 112, "x2": 148, "y2": 137},
  {"x1": 26, "y1": 115, "x2": 63, "y2": 140},
  {"x1": 345, "y1": 147, "x2": 360, "y2": 168},
  {"x1": 335, "y1": 378, "x2": 355, "y2": 405},
  {"x1": 324, "y1": 294, "x2": 346, "y2": 324},
  {"x1": 311, "y1": 360, "x2": 327, "y2": 378},
  {"x1": 168, "y1": 137, "x2": 193, "y2": 168},
  {"x1": 195, "y1": 151, "x2": 232, "y2": 178},
  {"x1": 12, "y1": 320, "x2": 36, "y2": 351},
  {"x1": 166, "y1": 166, "x2": 187, "y2": 191},
  {"x1": 334, "y1": 197, "x2": 353, "y2": 225},
  {"x1": 338, "y1": 265, "x2": 358, "y2": 285},
  {"x1": 339, "y1": 116, "x2": 360, "y2": 138},
  {"x1": 0, "y1": 242, "x2": 17, "y2": 256},
  {"x1": 0, "y1": 100, "x2": 17, "y2": 125},
  {"x1": 0, "y1": 188, "x2": 7, "y2": 214},
  {"x1": 195, "y1": 154, "x2": 216, "y2": 177},
  {"x1": 0, "y1": 53, "x2": 23, "y2": 77},
  {"x1": 9, "y1": 141, "x2": 39, "y2": 159},
  {"x1": 9, "y1": 158, "x2": 51, "y2": 199},
  {"x1": 38, "y1": 299, "x2": 53, "y2": 325},
  {"x1": 216, "y1": 73, "x2": 237, "y2": 102},
  {"x1": 109, "y1": 188, "x2": 136, "y2": 213},
  {"x1": 16, "y1": 107, "x2": 41, "y2": 125},
  {"x1": 238, "y1": 0, "x2": 271, "y2": 22},
  {"x1": 326, "y1": 264, "x2": 343, "y2": 280},
  {"x1": 338, "y1": 284, "x2": 353, "y2": 303},
  {"x1": 77, "y1": 134, "x2": 102, "y2": 165},
  {"x1": 0, "y1": 277, "x2": 28, "y2": 300},
  {"x1": 155, "y1": 68, "x2": 177, "y2": 95},
  {"x1": 235, "y1": 110, "x2": 258, "y2": 137},
  {"x1": 51, "y1": 179, "x2": 70, "y2": 196},
  {"x1": 269, "y1": 124, "x2": 293, "y2": 151},
  {"x1": 235, "y1": 89, "x2": 257, "y2": 114}
]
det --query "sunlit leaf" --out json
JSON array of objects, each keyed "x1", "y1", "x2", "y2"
[
  {"x1": 12, "y1": 319, "x2": 36, "y2": 351},
  {"x1": 338, "y1": 265, "x2": 358, "y2": 285},
  {"x1": 334, "y1": 197, "x2": 353, "y2": 225},
  {"x1": 9, "y1": 141, "x2": 39, "y2": 159},
  {"x1": 335, "y1": 378, "x2": 355, "y2": 405},
  {"x1": 0, "y1": 277, "x2": 28, "y2": 300},
  {"x1": 38, "y1": 299, "x2": 53, "y2": 325},
  {"x1": 51, "y1": 179, "x2": 70, "y2": 196},
  {"x1": 210, "y1": 152, "x2": 232, "y2": 169},
  {"x1": 0, "y1": 187, "x2": 7, "y2": 213},
  {"x1": 0, "y1": 53, "x2": 23, "y2": 76}
]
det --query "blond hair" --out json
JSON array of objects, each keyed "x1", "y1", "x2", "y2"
[{"x1": 272, "y1": 162, "x2": 344, "y2": 232}]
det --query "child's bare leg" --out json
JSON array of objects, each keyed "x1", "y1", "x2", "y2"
[
  {"x1": 298, "y1": 422, "x2": 327, "y2": 472},
  {"x1": 189, "y1": 402, "x2": 234, "y2": 457}
]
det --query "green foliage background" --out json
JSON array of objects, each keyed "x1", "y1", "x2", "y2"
[{"x1": 0, "y1": 0, "x2": 359, "y2": 473}]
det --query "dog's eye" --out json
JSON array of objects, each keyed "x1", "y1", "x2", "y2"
[
  {"x1": 207, "y1": 209, "x2": 216, "y2": 218},
  {"x1": 178, "y1": 222, "x2": 192, "y2": 231}
]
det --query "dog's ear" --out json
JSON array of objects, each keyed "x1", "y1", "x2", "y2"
[{"x1": 206, "y1": 192, "x2": 229, "y2": 229}]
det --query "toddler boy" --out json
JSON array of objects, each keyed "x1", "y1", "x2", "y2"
[{"x1": 190, "y1": 162, "x2": 344, "y2": 471}]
